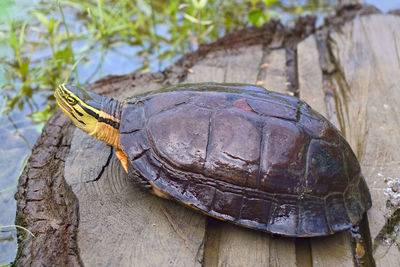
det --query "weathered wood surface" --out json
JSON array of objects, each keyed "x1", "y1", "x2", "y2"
[
  {"x1": 15, "y1": 4, "x2": 400, "y2": 266},
  {"x1": 326, "y1": 13, "x2": 400, "y2": 266}
]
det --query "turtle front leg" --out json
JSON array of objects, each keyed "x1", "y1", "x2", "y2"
[
  {"x1": 116, "y1": 149, "x2": 128, "y2": 173},
  {"x1": 115, "y1": 149, "x2": 170, "y2": 199}
]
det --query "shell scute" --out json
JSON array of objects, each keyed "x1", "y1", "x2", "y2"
[
  {"x1": 259, "y1": 117, "x2": 310, "y2": 194},
  {"x1": 306, "y1": 139, "x2": 348, "y2": 196},
  {"x1": 298, "y1": 195, "x2": 329, "y2": 236},
  {"x1": 184, "y1": 183, "x2": 216, "y2": 211},
  {"x1": 147, "y1": 104, "x2": 210, "y2": 173},
  {"x1": 211, "y1": 189, "x2": 243, "y2": 221},
  {"x1": 204, "y1": 109, "x2": 260, "y2": 187},
  {"x1": 247, "y1": 98, "x2": 298, "y2": 121},
  {"x1": 344, "y1": 184, "x2": 364, "y2": 223},
  {"x1": 325, "y1": 193, "x2": 352, "y2": 232},
  {"x1": 240, "y1": 198, "x2": 272, "y2": 225},
  {"x1": 144, "y1": 91, "x2": 190, "y2": 117},
  {"x1": 267, "y1": 202, "x2": 299, "y2": 236},
  {"x1": 119, "y1": 104, "x2": 145, "y2": 134}
]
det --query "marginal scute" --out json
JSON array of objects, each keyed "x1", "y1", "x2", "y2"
[
  {"x1": 344, "y1": 184, "x2": 363, "y2": 224},
  {"x1": 240, "y1": 197, "x2": 271, "y2": 225},
  {"x1": 325, "y1": 193, "x2": 352, "y2": 232},
  {"x1": 358, "y1": 177, "x2": 372, "y2": 211},
  {"x1": 184, "y1": 183, "x2": 216, "y2": 211},
  {"x1": 211, "y1": 189, "x2": 243, "y2": 221},
  {"x1": 267, "y1": 202, "x2": 299, "y2": 236},
  {"x1": 131, "y1": 151, "x2": 160, "y2": 183},
  {"x1": 298, "y1": 195, "x2": 329, "y2": 236},
  {"x1": 155, "y1": 169, "x2": 188, "y2": 200},
  {"x1": 341, "y1": 138, "x2": 361, "y2": 184},
  {"x1": 120, "y1": 131, "x2": 150, "y2": 161}
]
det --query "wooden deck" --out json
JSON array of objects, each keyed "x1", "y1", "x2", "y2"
[{"x1": 15, "y1": 5, "x2": 400, "y2": 266}]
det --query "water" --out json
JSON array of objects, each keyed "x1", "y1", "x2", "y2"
[{"x1": 0, "y1": 0, "x2": 399, "y2": 265}]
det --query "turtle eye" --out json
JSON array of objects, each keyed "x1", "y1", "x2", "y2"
[{"x1": 66, "y1": 96, "x2": 77, "y2": 106}]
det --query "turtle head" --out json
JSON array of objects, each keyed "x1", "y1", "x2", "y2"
[{"x1": 55, "y1": 84, "x2": 122, "y2": 148}]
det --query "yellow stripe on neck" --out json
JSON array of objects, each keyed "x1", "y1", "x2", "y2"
[{"x1": 90, "y1": 111, "x2": 121, "y2": 149}]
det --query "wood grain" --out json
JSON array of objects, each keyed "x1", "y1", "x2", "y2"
[{"x1": 328, "y1": 14, "x2": 400, "y2": 267}]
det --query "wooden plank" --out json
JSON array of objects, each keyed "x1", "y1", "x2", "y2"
[
  {"x1": 217, "y1": 224, "x2": 270, "y2": 266},
  {"x1": 257, "y1": 48, "x2": 288, "y2": 92},
  {"x1": 185, "y1": 50, "x2": 227, "y2": 83},
  {"x1": 224, "y1": 46, "x2": 263, "y2": 83},
  {"x1": 297, "y1": 34, "x2": 354, "y2": 266},
  {"x1": 327, "y1": 14, "x2": 400, "y2": 267},
  {"x1": 297, "y1": 35, "x2": 327, "y2": 115}
]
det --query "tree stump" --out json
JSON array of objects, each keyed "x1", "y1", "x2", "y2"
[{"x1": 15, "y1": 4, "x2": 400, "y2": 266}]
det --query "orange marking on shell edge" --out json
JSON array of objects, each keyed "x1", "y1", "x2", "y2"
[
  {"x1": 235, "y1": 99, "x2": 252, "y2": 111},
  {"x1": 152, "y1": 186, "x2": 172, "y2": 199}
]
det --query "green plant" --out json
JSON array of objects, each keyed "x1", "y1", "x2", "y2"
[
  {"x1": 0, "y1": 225, "x2": 35, "y2": 238},
  {"x1": 1, "y1": 0, "x2": 330, "y2": 123},
  {"x1": 248, "y1": 0, "x2": 280, "y2": 27}
]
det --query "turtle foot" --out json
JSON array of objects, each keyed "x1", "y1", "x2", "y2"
[{"x1": 115, "y1": 149, "x2": 128, "y2": 173}]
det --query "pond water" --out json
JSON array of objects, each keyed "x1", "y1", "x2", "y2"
[{"x1": 0, "y1": 0, "x2": 399, "y2": 265}]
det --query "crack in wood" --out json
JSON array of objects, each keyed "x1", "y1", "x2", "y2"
[
  {"x1": 160, "y1": 206, "x2": 194, "y2": 252},
  {"x1": 373, "y1": 208, "x2": 400, "y2": 252},
  {"x1": 295, "y1": 238, "x2": 312, "y2": 267},
  {"x1": 85, "y1": 146, "x2": 113, "y2": 183},
  {"x1": 202, "y1": 218, "x2": 222, "y2": 267}
]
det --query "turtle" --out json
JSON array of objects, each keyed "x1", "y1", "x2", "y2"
[{"x1": 55, "y1": 82, "x2": 371, "y2": 237}]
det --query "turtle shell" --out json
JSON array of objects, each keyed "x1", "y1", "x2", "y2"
[{"x1": 119, "y1": 83, "x2": 371, "y2": 237}]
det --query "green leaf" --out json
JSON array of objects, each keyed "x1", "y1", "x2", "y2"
[
  {"x1": 7, "y1": 95, "x2": 18, "y2": 110},
  {"x1": 263, "y1": 0, "x2": 279, "y2": 6},
  {"x1": 9, "y1": 30, "x2": 18, "y2": 51},
  {"x1": 54, "y1": 46, "x2": 73, "y2": 62},
  {"x1": 248, "y1": 9, "x2": 265, "y2": 27},
  {"x1": 19, "y1": 23, "x2": 26, "y2": 47},
  {"x1": 295, "y1": 6, "x2": 304, "y2": 14},
  {"x1": 21, "y1": 84, "x2": 32, "y2": 98},
  {"x1": 30, "y1": 105, "x2": 53, "y2": 123},
  {"x1": 19, "y1": 61, "x2": 29, "y2": 77},
  {"x1": 33, "y1": 11, "x2": 49, "y2": 28},
  {"x1": 192, "y1": 0, "x2": 207, "y2": 10},
  {"x1": 48, "y1": 17, "x2": 57, "y2": 35}
]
